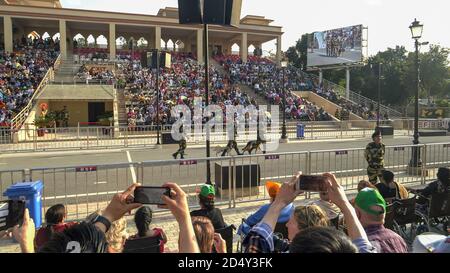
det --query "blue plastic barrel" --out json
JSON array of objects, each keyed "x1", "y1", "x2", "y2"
[{"x1": 3, "y1": 181, "x2": 44, "y2": 228}]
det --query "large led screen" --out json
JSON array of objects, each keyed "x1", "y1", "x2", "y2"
[{"x1": 307, "y1": 25, "x2": 363, "y2": 67}]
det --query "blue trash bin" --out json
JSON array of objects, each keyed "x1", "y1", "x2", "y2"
[
  {"x1": 3, "y1": 181, "x2": 44, "y2": 228},
  {"x1": 296, "y1": 123, "x2": 305, "y2": 139}
]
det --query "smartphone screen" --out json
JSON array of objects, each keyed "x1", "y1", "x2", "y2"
[
  {"x1": 0, "y1": 200, "x2": 26, "y2": 231},
  {"x1": 297, "y1": 175, "x2": 328, "y2": 192},
  {"x1": 133, "y1": 187, "x2": 171, "y2": 205}
]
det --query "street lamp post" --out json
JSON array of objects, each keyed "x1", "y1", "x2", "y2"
[
  {"x1": 204, "y1": 23, "x2": 211, "y2": 184},
  {"x1": 280, "y1": 60, "x2": 288, "y2": 142},
  {"x1": 408, "y1": 18, "x2": 424, "y2": 171}
]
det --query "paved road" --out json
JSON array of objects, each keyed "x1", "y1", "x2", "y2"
[{"x1": 0, "y1": 135, "x2": 448, "y2": 214}]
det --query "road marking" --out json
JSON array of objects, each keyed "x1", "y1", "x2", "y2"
[
  {"x1": 93, "y1": 181, "x2": 107, "y2": 185},
  {"x1": 126, "y1": 150, "x2": 137, "y2": 183}
]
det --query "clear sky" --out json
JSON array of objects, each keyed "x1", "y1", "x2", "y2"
[{"x1": 61, "y1": 0, "x2": 449, "y2": 56}]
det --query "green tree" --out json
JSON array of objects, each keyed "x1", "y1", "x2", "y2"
[{"x1": 417, "y1": 45, "x2": 449, "y2": 97}]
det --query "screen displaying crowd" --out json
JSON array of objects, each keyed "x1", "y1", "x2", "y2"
[{"x1": 307, "y1": 25, "x2": 363, "y2": 67}]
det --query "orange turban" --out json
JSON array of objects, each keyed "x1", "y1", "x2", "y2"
[{"x1": 266, "y1": 181, "x2": 281, "y2": 199}]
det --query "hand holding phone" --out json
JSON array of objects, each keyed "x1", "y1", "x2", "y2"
[
  {"x1": 296, "y1": 175, "x2": 328, "y2": 192},
  {"x1": 0, "y1": 200, "x2": 26, "y2": 232},
  {"x1": 133, "y1": 186, "x2": 172, "y2": 205}
]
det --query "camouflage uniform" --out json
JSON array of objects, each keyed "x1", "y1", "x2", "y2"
[{"x1": 365, "y1": 141, "x2": 385, "y2": 183}]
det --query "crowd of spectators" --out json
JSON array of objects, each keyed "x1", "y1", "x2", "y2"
[
  {"x1": 217, "y1": 54, "x2": 392, "y2": 122},
  {"x1": 3, "y1": 168, "x2": 448, "y2": 254},
  {"x1": 116, "y1": 52, "x2": 260, "y2": 127},
  {"x1": 0, "y1": 38, "x2": 59, "y2": 127},
  {"x1": 221, "y1": 56, "x2": 333, "y2": 122},
  {"x1": 74, "y1": 64, "x2": 115, "y2": 83}
]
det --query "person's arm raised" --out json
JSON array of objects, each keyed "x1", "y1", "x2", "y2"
[
  {"x1": 12, "y1": 209, "x2": 35, "y2": 253},
  {"x1": 160, "y1": 182, "x2": 200, "y2": 253},
  {"x1": 323, "y1": 173, "x2": 368, "y2": 241},
  {"x1": 261, "y1": 172, "x2": 302, "y2": 231},
  {"x1": 97, "y1": 183, "x2": 143, "y2": 233}
]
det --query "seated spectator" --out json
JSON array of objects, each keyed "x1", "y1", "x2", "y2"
[
  {"x1": 285, "y1": 205, "x2": 329, "y2": 242},
  {"x1": 191, "y1": 216, "x2": 227, "y2": 253},
  {"x1": 416, "y1": 167, "x2": 450, "y2": 205},
  {"x1": 350, "y1": 180, "x2": 378, "y2": 206},
  {"x1": 191, "y1": 184, "x2": 227, "y2": 230},
  {"x1": 237, "y1": 182, "x2": 294, "y2": 236},
  {"x1": 309, "y1": 190, "x2": 342, "y2": 221},
  {"x1": 14, "y1": 183, "x2": 201, "y2": 253},
  {"x1": 243, "y1": 172, "x2": 376, "y2": 253},
  {"x1": 34, "y1": 204, "x2": 77, "y2": 250},
  {"x1": 354, "y1": 188, "x2": 408, "y2": 253},
  {"x1": 125, "y1": 206, "x2": 167, "y2": 253},
  {"x1": 86, "y1": 210, "x2": 128, "y2": 253},
  {"x1": 289, "y1": 226, "x2": 358, "y2": 253},
  {"x1": 375, "y1": 170, "x2": 409, "y2": 202}
]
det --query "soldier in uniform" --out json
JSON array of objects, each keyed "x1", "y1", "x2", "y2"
[
  {"x1": 365, "y1": 131, "x2": 385, "y2": 184},
  {"x1": 172, "y1": 124, "x2": 187, "y2": 159}
]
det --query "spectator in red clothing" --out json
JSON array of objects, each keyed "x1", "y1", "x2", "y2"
[
  {"x1": 125, "y1": 206, "x2": 167, "y2": 253},
  {"x1": 34, "y1": 204, "x2": 77, "y2": 250}
]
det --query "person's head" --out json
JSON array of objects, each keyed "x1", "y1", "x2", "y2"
[
  {"x1": 45, "y1": 204, "x2": 66, "y2": 225},
  {"x1": 134, "y1": 206, "x2": 153, "y2": 237},
  {"x1": 372, "y1": 131, "x2": 382, "y2": 144},
  {"x1": 354, "y1": 188, "x2": 386, "y2": 226},
  {"x1": 86, "y1": 210, "x2": 128, "y2": 253},
  {"x1": 191, "y1": 216, "x2": 215, "y2": 253},
  {"x1": 357, "y1": 180, "x2": 376, "y2": 192},
  {"x1": 286, "y1": 205, "x2": 329, "y2": 241},
  {"x1": 266, "y1": 181, "x2": 281, "y2": 202},
  {"x1": 198, "y1": 184, "x2": 216, "y2": 210},
  {"x1": 289, "y1": 226, "x2": 357, "y2": 253},
  {"x1": 38, "y1": 222, "x2": 108, "y2": 253},
  {"x1": 437, "y1": 167, "x2": 450, "y2": 187},
  {"x1": 382, "y1": 170, "x2": 395, "y2": 185}
]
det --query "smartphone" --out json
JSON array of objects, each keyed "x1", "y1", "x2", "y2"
[
  {"x1": 296, "y1": 175, "x2": 328, "y2": 192},
  {"x1": 133, "y1": 187, "x2": 171, "y2": 205},
  {"x1": 0, "y1": 200, "x2": 26, "y2": 231}
]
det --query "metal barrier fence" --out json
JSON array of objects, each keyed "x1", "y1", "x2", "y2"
[
  {"x1": 2, "y1": 118, "x2": 438, "y2": 153},
  {"x1": 0, "y1": 142, "x2": 448, "y2": 221}
]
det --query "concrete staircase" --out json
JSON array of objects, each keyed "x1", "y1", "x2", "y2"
[{"x1": 53, "y1": 54, "x2": 82, "y2": 84}]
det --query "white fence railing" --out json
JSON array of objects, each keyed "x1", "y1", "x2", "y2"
[
  {"x1": 1, "y1": 119, "x2": 448, "y2": 153},
  {"x1": 0, "y1": 142, "x2": 448, "y2": 221}
]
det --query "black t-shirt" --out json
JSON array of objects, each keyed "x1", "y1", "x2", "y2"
[
  {"x1": 375, "y1": 183, "x2": 397, "y2": 200},
  {"x1": 190, "y1": 208, "x2": 227, "y2": 230}
]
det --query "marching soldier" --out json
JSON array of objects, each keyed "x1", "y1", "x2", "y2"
[{"x1": 365, "y1": 131, "x2": 385, "y2": 184}]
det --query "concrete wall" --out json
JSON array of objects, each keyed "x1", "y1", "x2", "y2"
[
  {"x1": 292, "y1": 91, "x2": 380, "y2": 129},
  {"x1": 48, "y1": 100, "x2": 113, "y2": 127}
]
